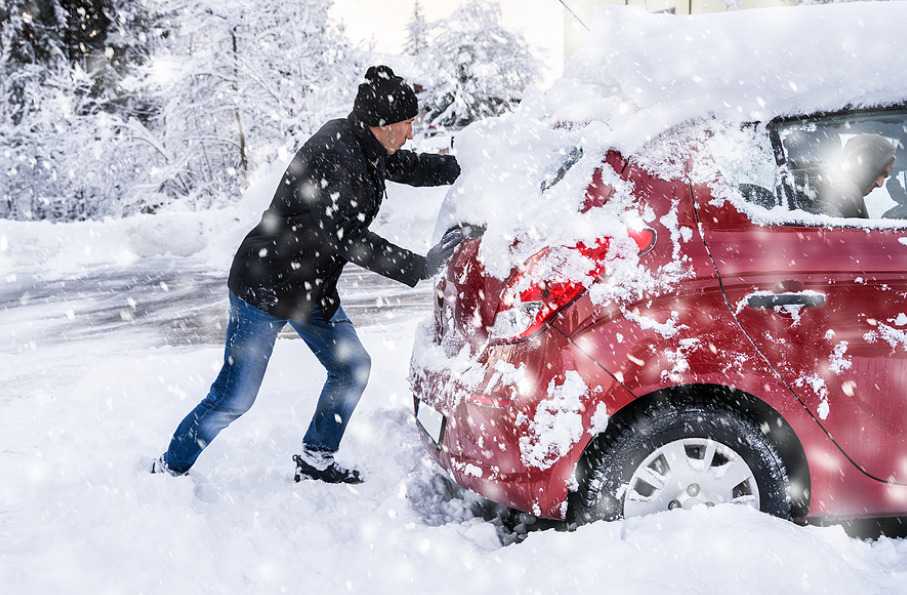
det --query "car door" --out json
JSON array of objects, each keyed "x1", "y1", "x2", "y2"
[{"x1": 696, "y1": 107, "x2": 907, "y2": 484}]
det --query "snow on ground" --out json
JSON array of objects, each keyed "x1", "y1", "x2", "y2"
[{"x1": 4, "y1": 310, "x2": 907, "y2": 593}]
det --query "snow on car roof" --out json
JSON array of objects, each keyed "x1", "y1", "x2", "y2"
[
  {"x1": 439, "y1": 2, "x2": 907, "y2": 293},
  {"x1": 542, "y1": 2, "x2": 907, "y2": 152}
]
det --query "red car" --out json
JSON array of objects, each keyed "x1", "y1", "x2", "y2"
[{"x1": 409, "y1": 103, "x2": 907, "y2": 527}]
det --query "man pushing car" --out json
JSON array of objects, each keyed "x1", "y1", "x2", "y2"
[{"x1": 152, "y1": 65, "x2": 465, "y2": 484}]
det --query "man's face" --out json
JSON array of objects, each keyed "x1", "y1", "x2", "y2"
[
  {"x1": 372, "y1": 118, "x2": 415, "y2": 155},
  {"x1": 867, "y1": 160, "x2": 896, "y2": 195}
]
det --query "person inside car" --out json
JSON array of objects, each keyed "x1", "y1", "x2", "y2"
[{"x1": 822, "y1": 133, "x2": 896, "y2": 218}]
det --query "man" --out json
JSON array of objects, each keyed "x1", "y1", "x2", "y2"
[
  {"x1": 823, "y1": 133, "x2": 896, "y2": 218},
  {"x1": 152, "y1": 65, "x2": 465, "y2": 484}
]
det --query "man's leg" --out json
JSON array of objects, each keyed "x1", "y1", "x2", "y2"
[
  {"x1": 161, "y1": 292, "x2": 284, "y2": 474},
  {"x1": 288, "y1": 305, "x2": 371, "y2": 457}
]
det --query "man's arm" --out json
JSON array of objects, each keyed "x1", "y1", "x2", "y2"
[
  {"x1": 306, "y1": 150, "x2": 428, "y2": 286},
  {"x1": 338, "y1": 229, "x2": 426, "y2": 287},
  {"x1": 385, "y1": 150, "x2": 460, "y2": 187}
]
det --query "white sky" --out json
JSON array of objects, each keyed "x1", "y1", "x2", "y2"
[{"x1": 329, "y1": 0, "x2": 566, "y2": 87}]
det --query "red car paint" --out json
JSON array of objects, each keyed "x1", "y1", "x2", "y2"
[{"x1": 409, "y1": 133, "x2": 907, "y2": 523}]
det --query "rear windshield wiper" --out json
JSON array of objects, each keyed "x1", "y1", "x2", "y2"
[{"x1": 540, "y1": 146, "x2": 584, "y2": 193}]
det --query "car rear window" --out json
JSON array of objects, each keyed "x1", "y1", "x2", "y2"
[{"x1": 705, "y1": 123, "x2": 779, "y2": 209}]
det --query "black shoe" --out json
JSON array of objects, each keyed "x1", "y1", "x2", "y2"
[
  {"x1": 149, "y1": 455, "x2": 187, "y2": 477},
  {"x1": 292, "y1": 453, "x2": 363, "y2": 484}
]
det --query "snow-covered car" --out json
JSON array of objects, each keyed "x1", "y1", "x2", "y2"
[{"x1": 408, "y1": 3, "x2": 907, "y2": 526}]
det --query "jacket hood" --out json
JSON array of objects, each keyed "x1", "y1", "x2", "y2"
[{"x1": 839, "y1": 133, "x2": 897, "y2": 195}]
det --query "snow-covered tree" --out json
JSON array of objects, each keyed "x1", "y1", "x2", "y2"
[
  {"x1": 146, "y1": 0, "x2": 362, "y2": 211},
  {"x1": 0, "y1": 0, "x2": 363, "y2": 220},
  {"x1": 404, "y1": 0, "x2": 429, "y2": 57},
  {"x1": 422, "y1": 0, "x2": 538, "y2": 131},
  {"x1": 0, "y1": 0, "x2": 165, "y2": 220},
  {"x1": 0, "y1": 1, "x2": 160, "y2": 94}
]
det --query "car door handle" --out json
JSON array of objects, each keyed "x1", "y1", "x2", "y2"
[{"x1": 746, "y1": 291, "x2": 826, "y2": 309}]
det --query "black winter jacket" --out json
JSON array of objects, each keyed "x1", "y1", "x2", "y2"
[{"x1": 228, "y1": 113, "x2": 460, "y2": 322}]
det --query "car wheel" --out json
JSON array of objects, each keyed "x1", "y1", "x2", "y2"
[{"x1": 569, "y1": 399, "x2": 793, "y2": 525}]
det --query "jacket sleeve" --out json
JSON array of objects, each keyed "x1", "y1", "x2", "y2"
[
  {"x1": 309, "y1": 149, "x2": 427, "y2": 286},
  {"x1": 339, "y1": 229, "x2": 426, "y2": 287},
  {"x1": 385, "y1": 150, "x2": 461, "y2": 187}
]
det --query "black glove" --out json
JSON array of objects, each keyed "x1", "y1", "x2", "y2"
[{"x1": 422, "y1": 227, "x2": 466, "y2": 279}]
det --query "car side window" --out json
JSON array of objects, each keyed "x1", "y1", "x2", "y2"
[
  {"x1": 772, "y1": 110, "x2": 907, "y2": 223},
  {"x1": 705, "y1": 123, "x2": 782, "y2": 210}
]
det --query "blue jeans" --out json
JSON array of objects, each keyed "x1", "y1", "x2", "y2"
[{"x1": 163, "y1": 292, "x2": 371, "y2": 474}]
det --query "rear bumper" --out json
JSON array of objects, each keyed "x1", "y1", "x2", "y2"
[{"x1": 408, "y1": 333, "x2": 586, "y2": 520}]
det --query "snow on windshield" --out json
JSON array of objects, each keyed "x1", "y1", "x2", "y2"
[{"x1": 436, "y1": 2, "x2": 907, "y2": 286}]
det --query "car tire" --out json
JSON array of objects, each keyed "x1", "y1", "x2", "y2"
[{"x1": 568, "y1": 398, "x2": 793, "y2": 525}]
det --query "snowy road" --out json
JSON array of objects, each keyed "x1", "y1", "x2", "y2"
[
  {"x1": 3, "y1": 260, "x2": 907, "y2": 593},
  {"x1": 0, "y1": 261, "x2": 433, "y2": 350}
]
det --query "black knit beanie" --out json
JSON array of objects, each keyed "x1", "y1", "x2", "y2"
[{"x1": 353, "y1": 65, "x2": 419, "y2": 127}]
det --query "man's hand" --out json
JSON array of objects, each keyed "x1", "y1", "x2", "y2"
[{"x1": 422, "y1": 227, "x2": 466, "y2": 279}]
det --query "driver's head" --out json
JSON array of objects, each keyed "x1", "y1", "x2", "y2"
[{"x1": 839, "y1": 134, "x2": 897, "y2": 196}]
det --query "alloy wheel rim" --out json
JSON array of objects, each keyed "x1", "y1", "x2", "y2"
[{"x1": 622, "y1": 437, "x2": 760, "y2": 518}]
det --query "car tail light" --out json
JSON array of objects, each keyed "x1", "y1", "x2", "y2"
[
  {"x1": 488, "y1": 160, "x2": 653, "y2": 342},
  {"x1": 489, "y1": 229, "x2": 655, "y2": 342}
]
